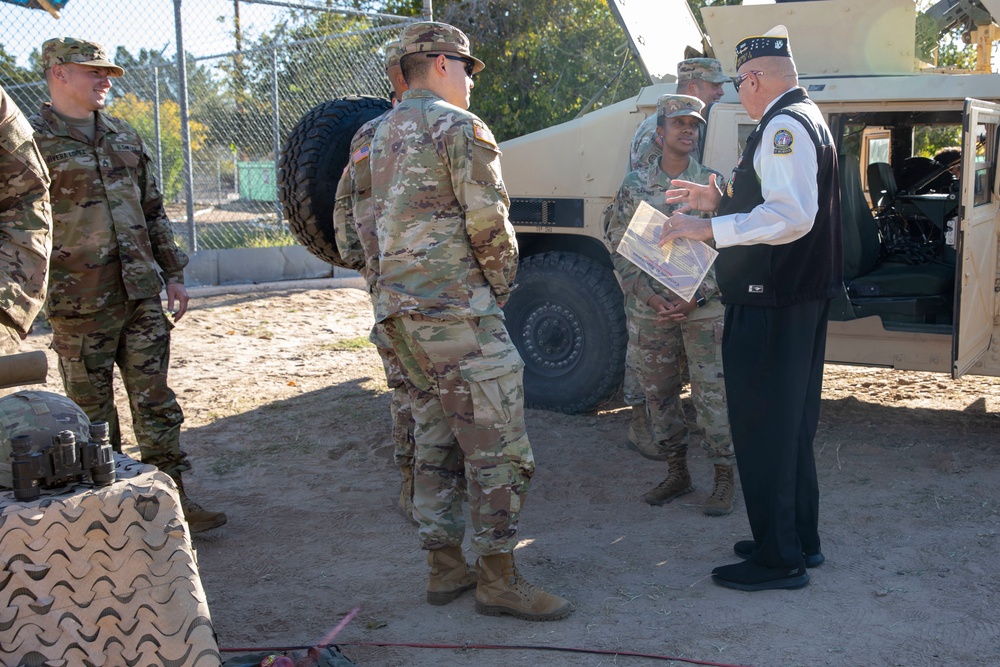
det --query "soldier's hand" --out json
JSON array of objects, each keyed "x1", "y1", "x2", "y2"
[
  {"x1": 646, "y1": 294, "x2": 671, "y2": 317},
  {"x1": 166, "y1": 283, "x2": 189, "y2": 322},
  {"x1": 657, "y1": 297, "x2": 697, "y2": 322},
  {"x1": 664, "y1": 174, "x2": 722, "y2": 213}
]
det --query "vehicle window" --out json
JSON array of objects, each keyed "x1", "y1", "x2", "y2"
[
  {"x1": 972, "y1": 122, "x2": 995, "y2": 207},
  {"x1": 868, "y1": 137, "x2": 890, "y2": 164}
]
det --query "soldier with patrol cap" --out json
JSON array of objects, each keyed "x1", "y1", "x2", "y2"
[
  {"x1": 628, "y1": 58, "x2": 728, "y2": 172},
  {"x1": 369, "y1": 21, "x2": 571, "y2": 621},
  {"x1": 29, "y1": 38, "x2": 226, "y2": 533},
  {"x1": 1, "y1": 84, "x2": 51, "y2": 358},
  {"x1": 608, "y1": 94, "x2": 735, "y2": 516},
  {"x1": 621, "y1": 57, "x2": 729, "y2": 460},
  {"x1": 332, "y1": 40, "x2": 419, "y2": 525}
]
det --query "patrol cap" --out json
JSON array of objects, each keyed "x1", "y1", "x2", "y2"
[
  {"x1": 676, "y1": 58, "x2": 728, "y2": 84},
  {"x1": 41, "y1": 37, "x2": 125, "y2": 77},
  {"x1": 735, "y1": 25, "x2": 792, "y2": 70},
  {"x1": 397, "y1": 21, "x2": 485, "y2": 75},
  {"x1": 657, "y1": 94, "x2": 705, "y2": 123},
  {"x1": 384, "y1": 40, "x2": 402, "y2": 71}
]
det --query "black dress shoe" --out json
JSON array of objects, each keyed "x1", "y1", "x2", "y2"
[
  {"x1": 733, "y1": 540, "x2": 825, "y2": 568},
  {"x1": 711, "y1": 560, "x2": 809, "y2": 591}
]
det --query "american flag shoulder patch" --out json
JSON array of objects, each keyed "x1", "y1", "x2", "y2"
[{"x1": 352, "y1": 144, "x2": 370, "y2": 164}]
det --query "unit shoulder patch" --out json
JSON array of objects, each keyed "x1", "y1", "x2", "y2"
[
  {"x1": 772, "y1": 129, "x2": 793, "y2": 155},
  {"x1": 472, "y1": 121, "x2": 497, "y2": 149}
]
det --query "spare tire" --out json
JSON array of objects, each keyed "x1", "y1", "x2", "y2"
[
  {"x1": 503, "y1": 251, "x2": 627, "y2": 414},
  {"x1": 279, "y1": 96, "x2": 392, "y2": 267}
]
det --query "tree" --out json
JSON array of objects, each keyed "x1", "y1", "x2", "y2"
[{"x1": 0, "y1": 43, "x2": 45, "y2": 113}]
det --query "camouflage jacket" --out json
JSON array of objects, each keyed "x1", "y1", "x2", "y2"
[
  {"x1": 369, "y1": 89, "x2": 517, "y2": 322},
  {"x1": 29, "y1": 104, "x2": 187, "y2": 316},
  {"x1": 333, "y1": 111, "x2": 388, "y2": 301},
  {"x1": 0, "y1": 86, "x2": 51, "y2": 342},
  {"x1": 608, "y1": 157, "x2": 723, "y2": 319}
]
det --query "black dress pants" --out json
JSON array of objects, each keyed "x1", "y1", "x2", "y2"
[{"x1": 721, "y1": 299, "x2": 830, "y2": 568}]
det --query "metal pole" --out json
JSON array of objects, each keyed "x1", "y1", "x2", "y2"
[
  {"x1": 270, "y1": 46, "x2": 281, "y2": 219},
  {"x1": 174, "y1": 0, "x2": 197, "y2": 252},
  {"x1": 152, "y1": 66, "x2": 163, "y2": 187},
  {"x1": 423, "y1": 0, "x2": 432, "y2": 20}
]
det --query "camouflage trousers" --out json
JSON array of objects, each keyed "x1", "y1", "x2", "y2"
[
  {"x1": 0, "y1": 312, "x2": 20, "y2": 356},
  {"x1": 369, "y1": 320, "x2": 415, "y2": 468},
  {"x1": 386, "y1": 314, "x2": 534, "y2": 556},
  {"x1": 48, "y1": 297, "x2": 191, "y2": 480},
  {"x1": 625, "y1": 296, "x2": 734, "y2": 463}
]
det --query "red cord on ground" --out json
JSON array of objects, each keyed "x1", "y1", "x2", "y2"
[{"x1": 219, "y1": 640, "x2": 754, "y2": 667}]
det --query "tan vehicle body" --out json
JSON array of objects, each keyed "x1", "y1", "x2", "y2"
[{"x1": 498, "y1": 0, "x2": 1000, "y2": 411}]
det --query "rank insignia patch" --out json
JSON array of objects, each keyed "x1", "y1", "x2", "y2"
[{"x1": 773, "y1": 129, "x2": 793, "y2": 155}]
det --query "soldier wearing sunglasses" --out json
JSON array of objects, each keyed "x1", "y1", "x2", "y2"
[{"x1": 369, "y1": 21, "x2": 571, "y2": 622}]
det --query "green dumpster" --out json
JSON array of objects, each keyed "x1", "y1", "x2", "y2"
[{"x1": 237, "y1": 161, "x2": 277, "y2": 201}]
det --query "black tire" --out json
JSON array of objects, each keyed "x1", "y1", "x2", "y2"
[
  {"x1": 503, "y1": 251, "x2": 627, "y2": 414},
  {"x1": 279, "y1": 96, "x2": 392, "y2": 267}
]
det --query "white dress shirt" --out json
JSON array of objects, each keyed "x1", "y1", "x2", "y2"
[{"x1": 712, "y1": 88, "x2": 820, "y2": 248}]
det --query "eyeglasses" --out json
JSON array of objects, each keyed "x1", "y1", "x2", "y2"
[
  {"x1": 732, "y1": 70, "x2": 764, "y2": 92},
  {"x1": 426, "y1": 53, "x2": 475, "y2": 78}
]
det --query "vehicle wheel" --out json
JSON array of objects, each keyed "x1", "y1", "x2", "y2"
[
  {"x1": 503, "y1": 251, "x2": 627, "y2": 414},
  {"x1": 279, "y1": 96, "x2": 392, "y2": 267}
]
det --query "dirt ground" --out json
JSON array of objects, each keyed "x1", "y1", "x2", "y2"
[{"x1": 19, "y1": 279, "x2": 1000, "y2": 667}]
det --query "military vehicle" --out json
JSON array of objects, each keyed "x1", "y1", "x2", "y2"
[
  {"x1": 280, "y1": 0, "x2": 1000, "y2": 414},
  {"x1": 498, "y1": 0, "x2": 1000, "y2": 412}
]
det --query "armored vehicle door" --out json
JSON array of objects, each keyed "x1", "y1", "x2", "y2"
[
  {"x1": 605, "y1": 0, "x2": 703, "y2": 84},
  {"x1": 953, "y1": 99, "x2": 1000, "y2": 377}
]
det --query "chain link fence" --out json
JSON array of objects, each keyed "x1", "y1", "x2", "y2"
[{"x1": 1, "y1": 0, "x2": 417, "y2": 253}]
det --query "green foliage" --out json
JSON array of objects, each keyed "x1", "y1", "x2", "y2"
[
  {"x1": 195, "y1": 222, "x2": 297, "y2": 250},
  {"x1": 403, "y1": 0, "x2": 650, "y2": 141},
  {"x1": 0, "y1": 43, "x2": 44, "y2": 111},
  {"x1": 914, "y1": 125, "x2": 962, "y2": 159}
]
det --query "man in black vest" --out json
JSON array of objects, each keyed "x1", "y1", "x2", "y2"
[{"x1": 659, "y1": 25, "x2": 842, "y2": 591}]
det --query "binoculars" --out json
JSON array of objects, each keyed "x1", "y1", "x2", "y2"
[{"x1": 9, "y1": 421, "x2": 116, "y2": 501}]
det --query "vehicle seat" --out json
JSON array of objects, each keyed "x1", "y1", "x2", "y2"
[
  {"x1": 840, "y1": 154, "x2": 954, "y2": 323},
  {"x1": 867, "y1": 161, "x2": 897, "y2": 207}
]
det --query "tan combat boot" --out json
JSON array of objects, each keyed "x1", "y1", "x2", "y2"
[
  {"x1": 704, "y1": 464, "x2": 736, "y2": 516},
  {"x1": 626, "y1": 404, "x2": 669, "y2": 461},
  {"x1": 642, "y1": 450, "x2": 694, "y2": 506},
  {"x1": 475, "y1": 552, "x2": 572, "y2": 621},
  {"x1": 398, "y1": 465, "x2": 418, "y2": 526},
  {"x1": 427, "y1": 546, "x2": 478, "y2": 605},
  {"x1": 174, "y1": 476, "x2": 228, "y2": 534}
]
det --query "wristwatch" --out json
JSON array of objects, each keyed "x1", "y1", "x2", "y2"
[{"x1": 695, "y1": 292, "x2": 707, "y2": 308}]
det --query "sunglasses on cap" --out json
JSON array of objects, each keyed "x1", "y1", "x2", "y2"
[
  {"x1": 426, "y1": 53, "x2": 475, "y2": 78},
  {"x1": 732, "y1": 70, "x2": 764, "y2": 92}
]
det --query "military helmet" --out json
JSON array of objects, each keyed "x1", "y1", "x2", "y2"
[{"x1": 0, "y1": 390, "x2": 91, "y2": 464}]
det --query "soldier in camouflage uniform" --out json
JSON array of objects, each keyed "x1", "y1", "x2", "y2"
[
  {"x1": 608, "y1": 94, "x2": 736, "y2": 516},
  {"x1": 622, "y1": 57, "x2": 730, "y2": 457},
  {"x1": 29, "y1": 38, "x2": 226, "y2": 533},
  {"x1": 369, "y1": 21, "x2": 571, "y2": 621},
  {"x1": 1, "y1": 84, "x2": 51, "y2": 358},
  {"x1": 332, "y1": 41, "x2": 420, "y2": 525},
  {"x1": 629, "y1": 58, "x2": 728, "y2": 172}
]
